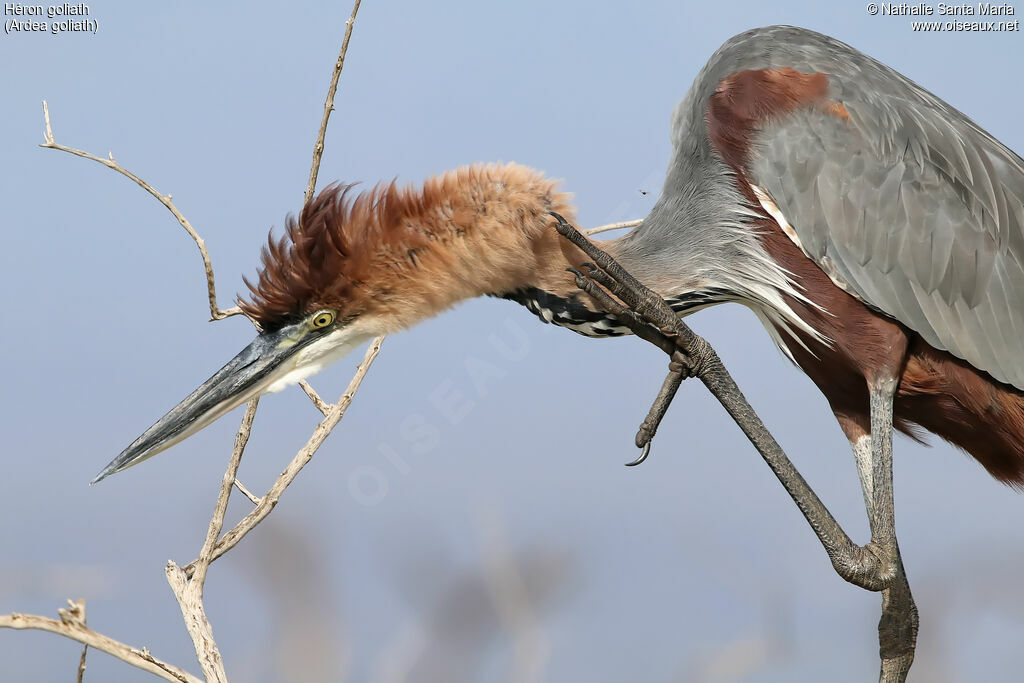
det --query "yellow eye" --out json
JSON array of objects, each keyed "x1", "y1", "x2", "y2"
[{"x1": 311, "y1": 310, "x2": 336, "y2": 329}]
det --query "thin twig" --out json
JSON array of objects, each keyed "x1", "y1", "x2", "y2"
[
  {"x1": 203, "y1": 398, "x2": 260, "y2": 583},
  {"x1": 183, "y1": 336, "x2": 385, "y2": 578},
  {"x1": 299, "y1": 379, "x2": 331, "y2": 415},
  {"x1": 584, "y1": 218, "x2": 642, "y2": 236},
  {"x1": 39, "y1": 102, "x2": 242, "y2": 322},
  {"x1": 233, "y1": 479, "x2": 262, "y2": 506},
  {"x1": 305, "y1": 0, "x2": 363, "y2": 204},
  {"x1": 77, "y1": 642, "x2": 88, "y2": 683},
  {"x1": 0, "y1": 605, "x2": 200, "y2": 683},
  {"x1": 71, "y1": 599, "x2": 88, "y2": 683}
]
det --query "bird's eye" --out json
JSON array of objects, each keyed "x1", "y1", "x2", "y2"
[{"x1": 311, "y1": 310, "x2": 336, "y2": 329}]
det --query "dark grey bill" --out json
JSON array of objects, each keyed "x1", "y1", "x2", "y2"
[{"x1": 92, "y1": 325, "x2": 312, "y2": 484}]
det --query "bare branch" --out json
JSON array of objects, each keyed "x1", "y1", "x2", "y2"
[
  {"x1": 39, "y1": 101, "x2": 242, "y2": 322},
  {"x1": 30, "y1": 7, "x2": 372, "y2": 682},
  {"x1": 584, "y1": 219, "x2": 642, "y2": 236},
  {"x1": 183, "y1": 336, "x2": 385, "y2": 578},
  {"x1": 167, "y1": 398, "x2": 259, "y2": 682},
  {"x1": 165, "y1": 564, "x2": 225, "y2": 683},
  {"x1": 305, "y1": 0, "x2": 363, "y2": 204},
  {"x1": 0, "y1": 604, "x2": 201, "y2": 683}
]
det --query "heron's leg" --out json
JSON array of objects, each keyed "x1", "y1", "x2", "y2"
[
  {"x1": 555, "y1": 214, "x2": 880, "y2": 577},
  {"x1": 555, "y1": 213, "x2": 919, "y2": 680},
  {"x1": 836, "y1": 408, "x2": 919, "y2": 679},
  {"x1": 865, "y1": 381, "x2": 920, "y2": 680},
  {"x1": 867, "y1": 378, "x2": 899, "y2": 565},
  {"x1": 837, "y1": 420, "x2": 875, "y2": 518}
]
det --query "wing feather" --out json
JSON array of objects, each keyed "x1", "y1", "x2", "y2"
[{"x1": 746, "y1": 78, "x2": 1024, "y2": 389}]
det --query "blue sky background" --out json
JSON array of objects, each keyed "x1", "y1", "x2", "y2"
[{"x1": 2, "y1": 2, "x2": 1023, "y2": 681}]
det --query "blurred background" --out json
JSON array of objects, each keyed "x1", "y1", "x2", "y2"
[{"x1": 2, "y1": 2, "x2": 1023, "y2": 681}]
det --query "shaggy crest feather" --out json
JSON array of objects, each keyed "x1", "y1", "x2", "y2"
[
  {"x1": 239, "y1": 164, "x2": 582, "y2": 333},
  {"x1": 240, "y1": 180, "x2": 414, "y2": 329}
]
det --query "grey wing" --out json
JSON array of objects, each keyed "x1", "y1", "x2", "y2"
[{"x1": 747, "y1": 71, "x2": 1024, "y2": 391}]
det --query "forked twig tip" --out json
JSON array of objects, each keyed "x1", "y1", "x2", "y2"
[{"x1": 41, "y1": 100, "x2": 55, "y2": 144}]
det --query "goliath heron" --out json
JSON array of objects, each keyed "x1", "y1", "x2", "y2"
[{"x1": 93, "y1": 25, "x2": 1024, "y2": 677}]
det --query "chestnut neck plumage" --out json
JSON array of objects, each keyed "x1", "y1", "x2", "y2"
[{"x1": 241, "y1": 163, "x2": 633, "y2": 336}]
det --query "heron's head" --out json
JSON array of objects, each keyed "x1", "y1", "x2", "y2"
[{"x1": 94, "y1": 164, "x2": 577, "y2": 483}]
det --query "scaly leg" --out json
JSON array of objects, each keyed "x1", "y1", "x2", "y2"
[
  {"x1": 837, "y1": 392, "x2": 919, "y2": 681},
  {"x1": 865, "y1": 381, "x2": 920, "y2": 680}
]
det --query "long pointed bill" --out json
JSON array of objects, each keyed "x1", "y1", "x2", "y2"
[{"x1": 93, "y1": 323, "x2": 325, "y2": 484}]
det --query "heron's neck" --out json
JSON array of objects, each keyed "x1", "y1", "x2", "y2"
[{"x1": 363, "y1": 163, "x2": 616, "y2": 331}]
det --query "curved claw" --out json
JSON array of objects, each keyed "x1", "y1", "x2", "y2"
[
  {"x1": 550, "y1": 211, "x2": 572, "y2": 234},
  {"x1": 625, "y1": 441, "x2": 651, "y2": 467}
]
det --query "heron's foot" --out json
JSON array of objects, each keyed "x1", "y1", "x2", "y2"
[
  {"x1": 558, "y1": 219, "x2": 702, "y2": 467},
  {"x1": 668, "y1": 349, "x2": 698, "y2": 379},
  {"x1": 626, "y1": 350, "x2": 694, "y2": 466},
  {"x1": 878, "y1": 569, "x2": 918, "y2": 683},
  {"x1": 831, "y1": 540, "x2": 901, "y2": 591}
]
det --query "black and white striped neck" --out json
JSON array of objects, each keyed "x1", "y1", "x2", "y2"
[
  {"x1": 499, "y1": 288, "x2": 630, "y2": 337},
  {"x1": 499, "y1": 287, "x2": 735, "y2": 338}
]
